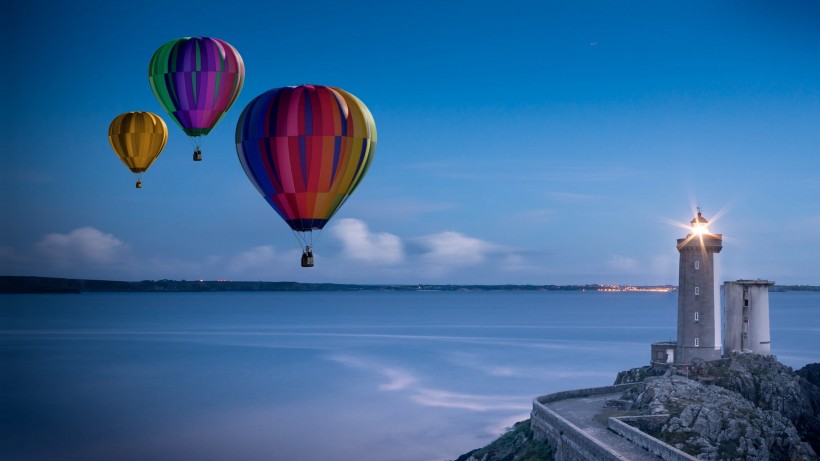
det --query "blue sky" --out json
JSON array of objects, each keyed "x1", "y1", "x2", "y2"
[{"x1": 2, "y1": 0, "x2": 819, "y2": 285}]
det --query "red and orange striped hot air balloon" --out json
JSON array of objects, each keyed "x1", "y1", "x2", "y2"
[{"x1": 235, "y1": 85, "x2": 377, "y2": 267}]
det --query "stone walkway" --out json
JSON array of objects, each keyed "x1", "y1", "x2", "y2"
[{"x1": 545, "y1": 392, "x2": 662, "y2": 461}]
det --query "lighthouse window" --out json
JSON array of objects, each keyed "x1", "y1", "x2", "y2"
[
  {"x1": 695, "y1": 260, "x2": 700, "y2": 270},
  {"x1": 694, "y1": 337, "x2": 699, "y2": 347},
  {"x1": 694, "y1": 286, "x2": 700, "y2": 296},
  {"x1": 694, "y1": 312, "x2": 699, "y2": 322}
]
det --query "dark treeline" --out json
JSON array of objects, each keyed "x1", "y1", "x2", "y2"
[
  {"x1": 1, "y1": 276, "x2": 817, "y2": 294},
  {"x1": 2, "y1": 276, "x2": 609, "y2": 294}
]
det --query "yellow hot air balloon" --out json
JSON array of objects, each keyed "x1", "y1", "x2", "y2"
[{"x1": 108, "y1": 112, "x2": 168, "y2": 188}]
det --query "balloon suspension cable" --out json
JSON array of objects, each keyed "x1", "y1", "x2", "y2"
[
  {"x1": 292, "y1": 229, "x2": 324, "y2": 252},
  {"x1": 311, "y1": 228, "x2": 324, "y2": 248},
  {"x1": 292, "y1": 229, "x2": 313, "y2": 252},
  {"x1": 189, "y1": 136, "x2": 203, "y2": 161},
  {"x1": 294, "y1": 230, "x2": 319, "y2": 268}
]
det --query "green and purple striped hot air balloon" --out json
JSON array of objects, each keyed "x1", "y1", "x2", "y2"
[{"x1": 148, "y1": 37, "x2": 244, "y2": 161}]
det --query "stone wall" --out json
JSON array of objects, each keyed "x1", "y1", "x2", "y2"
[
  {"x1": 531, "y1": 383, "x2": 701, "y2": 461},
  {"x1": 608, "y1": 416, "x2": 698, "y2": 461},
  {"x1": 530, "y1": 384, "x2": 637, "y2": 461}
]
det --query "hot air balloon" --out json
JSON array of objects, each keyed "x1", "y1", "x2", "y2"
[
  {"x1": 108, "y1": 112, "x2": 168, "y2": 188},
  {"x1": 148, "y1": 37, "x2": 244, "y2": 161},
  {"x1": 235, "y1": 85, "x2": 377, "y2": 267}
]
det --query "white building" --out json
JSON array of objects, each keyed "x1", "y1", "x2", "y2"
[{"x1": 724, "y1": 280, "x2": 774, "y2": 356}]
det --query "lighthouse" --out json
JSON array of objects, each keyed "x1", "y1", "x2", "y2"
[{"x1": 675, "y1": 209, "x2": 723, "y2": 364}]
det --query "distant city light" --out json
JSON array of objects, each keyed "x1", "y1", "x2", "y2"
[{"x1": 597, "y1": 285, "x2": 676, "y2": 293}]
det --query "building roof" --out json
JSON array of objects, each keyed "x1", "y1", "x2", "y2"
[{"x1": 691, "y1": 211, "x2": 709, "y2": 225}]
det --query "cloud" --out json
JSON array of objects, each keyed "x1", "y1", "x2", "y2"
[
  {"x1": 416, "y1": 231, "x2": 502, "y2": 267},
  {"x1": 331, "y1": 218, "x2": 404, "y2": 264},
  {"x1": 35, "y1": 227, "x2": 128, "y2": 266},
  {"x1": 228, "y1": 245, "x2": 284, "y2": 273}
]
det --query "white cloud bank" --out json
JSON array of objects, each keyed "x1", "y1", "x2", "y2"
[
  {"x1": 228, "y1": 245, "x2": 289, "y2": 273},
  {"x1": 327, "y1": 220, "x2": 533, "y2": 280},
  {"x1": 416, "y1": 231, "x2": 504, "y2": 268},
  {"x1": 35, "y1": 227, "x2": 128, "y2": 266},
  {"x1": 6, "y1": 221, "x2": 532, "y2": 283},
  {"x1": 331, "y1": 218, "x2": 404, "y2": 264}
]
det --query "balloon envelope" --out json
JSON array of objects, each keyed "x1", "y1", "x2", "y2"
[
  {"x1": 108, "y1": 111, "x2": 168, "y2": 173},
  {"x1": 235, "y1": 85, "x2": 377, "y2": 232},
  {"x1": 148, "y1": 37, "x2": 244, "y2": 137}
]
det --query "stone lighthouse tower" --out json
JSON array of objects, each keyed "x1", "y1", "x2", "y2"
[{"x1": 676, "y1": 209, "x2": 723, "y2": 364}]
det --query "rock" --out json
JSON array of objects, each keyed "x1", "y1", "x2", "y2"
[
  {"x1": 613, "y1": 365, "x2": 664, "y2": 384},
  {"x1": 453, "y1": 356, "x2": 819, "y2": 461},
  {"x1": 797, "y1": 364, "x2": 820, "y2": 388},
  {"x1": 450, "y1": 420, "x2": 553, "y2": 461},
  {"x1": 622, "y1": 359, "x2": 819, "y2": 461},
  {"x1": 703, "y1": 354, "x2": 820, "y2": 455}
]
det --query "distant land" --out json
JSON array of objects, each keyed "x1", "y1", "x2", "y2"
[{"x1": 1, "y1": 276, "x2": 818, "y2": 294}]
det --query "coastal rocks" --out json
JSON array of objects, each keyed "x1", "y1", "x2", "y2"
[
  {"x1": 797, "y1": 363, "x2": 820, "y2": 388},
  {"x1": 706, "y1": 354, "x2": 816, "y2": 421},
  {"x1": 616, "y1": 354, "x2": 820, "y2": 458},
  {"x1": 454, "y1": 356, "x2": 818, "y2": 461},
  {"x1": 698, "y1": 354, "x2": 820, "y2": 455},
  {"x1": 452, "y1": 420, "x2": 552, "y2": 461},
  {"x1": 614, "y1": 365, "x2": 664, "y2": 384},
  {"x1": 626, "y1": 371, "x2": 818, "y2": 460}
]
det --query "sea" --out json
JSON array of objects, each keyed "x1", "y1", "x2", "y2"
[{"x1": 1, "y1": 291, "x2": 818, "y2": 461}]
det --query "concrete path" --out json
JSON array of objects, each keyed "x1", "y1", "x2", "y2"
[{"x1": 545, "y1": 392, "x2": 662, "y2": 461}]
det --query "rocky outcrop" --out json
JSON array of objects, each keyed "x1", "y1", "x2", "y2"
[
  {"x1": 699, "y1": 355, "x2": 819, "y2": 422},
  {"x1": 453, "y1": 355, "x2": 818, "y2": 461},
  {"x1": 613, "y1": 354, "x2": 820, "y2": 460},
  {"x1": 627, "y1": 374, "x2": 816, "y2": 460},
  {"x1": 797, "y1": 364, "x2": 820, "y2": 388},
  {"x1": 614, "y1": 364, "x2": 665, "y2": 384},
  {"x1": 452, "y1": 420, "x2": 553, "y2": 461},
  {"x1": 691, "y1": 354, "x2": 820, "y2": 455}
]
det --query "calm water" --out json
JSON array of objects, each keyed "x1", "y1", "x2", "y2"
[{"x1": 1, "y1": 291, "x2": 818, "y2": 461}]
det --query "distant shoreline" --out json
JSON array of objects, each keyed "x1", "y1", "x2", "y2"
[{"x1": 2, "y1": 275, "x2": 818, "y2": 294}]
